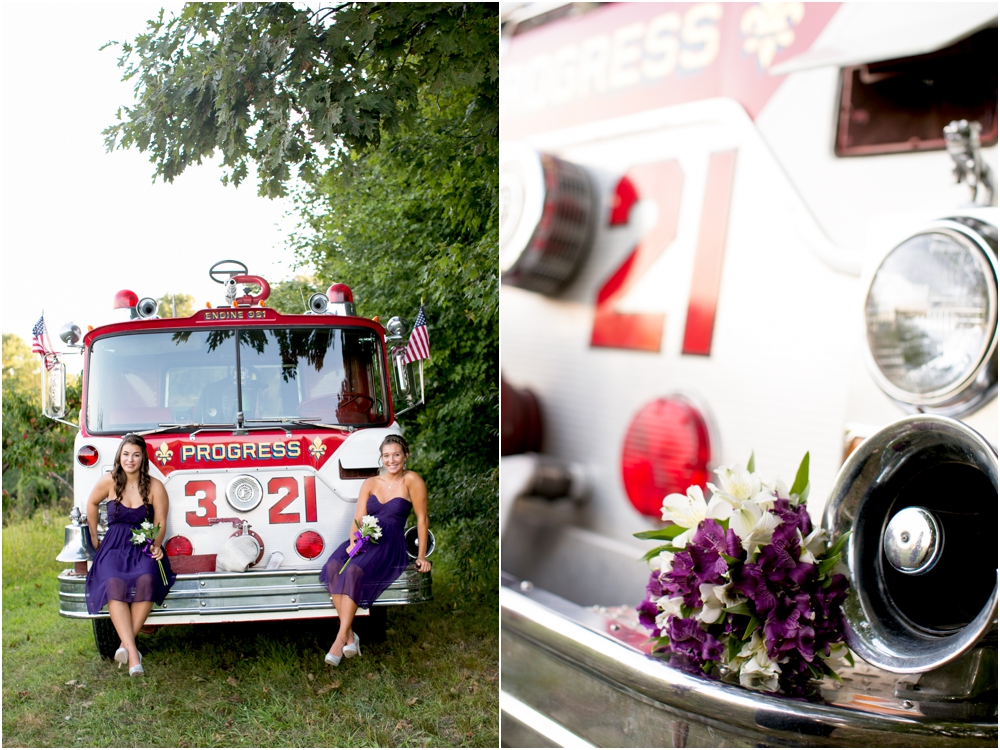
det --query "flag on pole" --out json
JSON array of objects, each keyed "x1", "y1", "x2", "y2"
[
  {"x1": 31, "y1": 315, "x2": 56, "y2": 371},
  {"x1": 403, "y1": 305, "x2": 430, "y2": 364}
]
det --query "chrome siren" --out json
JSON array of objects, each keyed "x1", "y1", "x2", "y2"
[{"x1": 824, "y1": 415, "x2": 997, "y2": 718}]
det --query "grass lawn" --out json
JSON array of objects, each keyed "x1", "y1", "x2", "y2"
[{"x1": 2, "y1": 512, "x2": 498, "y2": 747}]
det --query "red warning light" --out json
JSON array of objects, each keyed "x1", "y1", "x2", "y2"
[{"x1": 621, "y1": 396, "x2": 712, "y2": 518}]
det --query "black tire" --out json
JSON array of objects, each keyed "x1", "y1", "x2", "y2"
[
  {"x1": 356, "y1": 606, "x2": 387, "y2": 643},
  {"x1": 92, "y1": 618, "x2": 119, "y2": 660}
]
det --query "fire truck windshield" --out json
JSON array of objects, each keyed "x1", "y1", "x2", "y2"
[{"x1": 86, "y1": 327, "x2": 388, "y2": 433}]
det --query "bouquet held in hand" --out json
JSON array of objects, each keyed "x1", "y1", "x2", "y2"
[
  {"x1": 131, "y1": 520, "x2": 169, "y2": 586},
  {"x1": 636, "y1": 452, "x2": 851, "y2": 693},
  {"x1": 340, "y1": 515, "x2": 383, "y2": 574}
]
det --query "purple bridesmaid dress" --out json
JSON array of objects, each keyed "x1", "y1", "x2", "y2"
[
  {"x1": 320, "y1": 495, "x2": 412, "y2": 608},
  {"x1": 85, "y1": 502, "x2": 176, "y2": 615}
]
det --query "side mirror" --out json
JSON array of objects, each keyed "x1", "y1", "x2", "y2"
[
  {"x1": 59, "y1": 322, "x2": 82, "y2": 348},
  {"x1": 42, "y1": 360, "x2": 67, "y2": 419},
  {"x1": 390, "y1": 345, "x2": 424, "y2": 416}
]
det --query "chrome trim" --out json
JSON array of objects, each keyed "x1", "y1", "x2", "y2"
[
  {"x1": 59, "y1": 566, "x2": 431, "y2": 623},
  {"x1": 501, "y1": 691, "x2": 595, "y2": 748},
  {"x1": 501, "y1": 575, "x2": 997, "y2": 746},
  {"x1": 863, "y1": 218, "x2": 998, "y2": 418}
]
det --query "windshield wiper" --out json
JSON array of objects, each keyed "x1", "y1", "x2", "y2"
[{"x1": 245, "y1": 417, "x2": 354, "y2": 432}]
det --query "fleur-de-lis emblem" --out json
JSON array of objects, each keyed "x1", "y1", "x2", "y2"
[
  {"x1": 309, "y1": 438, "x2": 326, "y2": 460},
  {"x1": 740, "y1": 2, "x2": 805, "y2": 69},
  {"x1": 154, "y1": 442, "x2": 173, "y2": 466}
]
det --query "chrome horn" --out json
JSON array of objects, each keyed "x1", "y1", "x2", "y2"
[
  {"x1": 56, "y1": 507, "x2": 97, "y2": 571},
  {"x1": 823, "y1": 415, "x2": 997, "y2": 717}
]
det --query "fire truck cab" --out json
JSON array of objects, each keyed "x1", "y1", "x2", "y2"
[{"x1": 50, "y1": 261, "x2": 432, "y2": 657}]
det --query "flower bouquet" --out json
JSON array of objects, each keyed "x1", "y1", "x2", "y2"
[
  {"x1": 340, "y1": 515, "x2": 383, "y2": 574},
  {"x1": 131, "y1": 520, "x2": 169, "y2": 586},
  {"x1": 636, "y1": 452, "x2": 851, "y2": 693}
]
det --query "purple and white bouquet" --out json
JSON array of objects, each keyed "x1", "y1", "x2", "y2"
[
  {"x1": 131, "y1": 520, "x2": 169, "y2": 586},
  {"x1": 636, "y1": 453, "x2": 851, "y2": 693},
  {"x1": 339, "y1": 515, "x2": 383, "y2": 574}
]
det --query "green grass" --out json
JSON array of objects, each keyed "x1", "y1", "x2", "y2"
[{"x1": 2, "y1": 512, "x2": 498, "y2": 747}]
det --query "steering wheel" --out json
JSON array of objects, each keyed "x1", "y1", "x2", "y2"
[
  {"x1": 297, "y1": 394, "x2": 340, "y2": 419},
  {"x1": 339, "y1": 393, "x2": 375, "y2": 411},
  {"x1": 209, "y1": 260, "x2": 249, "y2": 285}
]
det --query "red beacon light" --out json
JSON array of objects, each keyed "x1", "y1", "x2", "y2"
[
  {"x1": 113, "y1": 289, "x2": 139, "y2": 310},
  {"x1": 326, "y1": 283, "x2": 357, "y2": 316}
]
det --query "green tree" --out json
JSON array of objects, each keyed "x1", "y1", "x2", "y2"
[
  {"x1": 104, "y1": 3, "x2": 498, "y2": 198},
  {"x1": 157, "y1": 292, "x2": 196, "y2": 318},
  {"x1": 266, "y1": 276, "x2": 324, "y2": 315},
  {"x1": 1, "y1": 335, "x2": 81, "y2": 523},
  {"x1": 108, "y1": 2, "x2": 499, "y2": 593}
]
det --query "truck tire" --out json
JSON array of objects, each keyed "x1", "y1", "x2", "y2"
[
  {"x1": 356, "y1": 606, "x2": 387, "y2": 643},
  {"x1": 92, "y1": 618, "x2": 118, "y2": 660}
]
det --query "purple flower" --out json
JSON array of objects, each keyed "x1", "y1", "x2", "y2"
[
  {"x1": 757, "y1": 528, "x2": 813, "y2": 586},
  {"x1": 689, "y1": 519, "x2": 735, "y2": 587},
  {"x1": 771, "y1": 498, "x2": 812, "y2": 536},
  {"x1": 663, "y1": 550, "x2": 703, "y2": 608},
  {"x1": 637, "y1": 597, "x2": 660, "y2": 635},
  {"x1": 667, "y1": 616, "x2": 723, "y2": 663},
  {"x1": 730, "y1": 562, "x2": 778, "y2": 616},
  {"x1": 763, "y1": 592, "x2": 814, "y2": 660}
]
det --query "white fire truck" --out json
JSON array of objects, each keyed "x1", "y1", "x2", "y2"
[
  {"x1": 499, "y1": 2, "x2": 997, "y2": 746},
  {"x1": 49, "y1": 260, "x2": 432, "y2": 657}
]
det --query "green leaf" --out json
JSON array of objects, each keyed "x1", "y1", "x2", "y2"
[
  {"x1": 789, "y1": 452, "x2": 810, "y2": 499},
  {"x1": 826, "y1": 529, "x2": 852, "y2": 559},
  {"x1": 742, "y1": 616, "x2": 760, "y2": 641},
  {"x1": 746, "y1": 450, "x2": 755, "y2": 473},
  {"x1": 634, "y1": 525, "x2": 686, "y2": 541},
  {"x1": 817, "y1": 553, "x2": 841, "y2": 579},
  {"x1": 727, "y1": 634, "x2": 744, "y2": 663},
  {"x1": 720, "y1": 553, "x2": 740, "y2": 566},
  {"x1": 639, "y1": 544, "x2": 675, "y2": 563},
  {"x1": 723, "y1": 601, "x2": 752, "y2": 616},
  {"x1": 845, "y1": 649, "x2": 854, "y2": 668}
]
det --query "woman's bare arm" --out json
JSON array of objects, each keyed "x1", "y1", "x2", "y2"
[
  {"x1": 408, "y1": 473, "x2": 431, "y2": 572},
  {"x1": 149, "y1": 479, "x2": 169, "y2": 560}
]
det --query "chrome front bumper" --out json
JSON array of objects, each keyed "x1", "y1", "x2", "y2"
[
  {"x1": 59, "y1": 566, "x2": 431, "y2": 625},
  {"x1": 501, "y1": 574, "x2": 997, "y2": 748}
]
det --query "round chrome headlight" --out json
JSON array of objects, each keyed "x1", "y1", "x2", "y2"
[
  {"x1": 864, "y1": 218, "x2": 998, "y2": 417},
  {"x1": 226, "y1": 474, "x2": 263, "y2": 512}
]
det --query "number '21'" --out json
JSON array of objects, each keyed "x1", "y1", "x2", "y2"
[{"x1": 590, "y1": 150, "x2": 737, "y2": 355}]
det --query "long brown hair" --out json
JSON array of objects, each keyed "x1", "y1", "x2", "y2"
[{"x1": 112, "y1": 434, "x2": 152, "y2": 517}]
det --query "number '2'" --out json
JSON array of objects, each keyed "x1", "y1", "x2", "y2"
[{"x1": 590, "y1": 150, "x2": 737, "y2": 355}]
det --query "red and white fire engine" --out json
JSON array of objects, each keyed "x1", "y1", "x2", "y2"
[
  {"x1": 50, "y1": 260, "x2": 432, "y2": 657},
  {"x1": 499, "y1": 2, "x2": 997, "y2": 746}
]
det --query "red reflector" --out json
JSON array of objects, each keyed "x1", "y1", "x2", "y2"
[
  {"x1": 113, "y1": 289, "x2": 139, "y2": 310},
  {"x1": 165, "y1": 536, "x2": 193, "y2": 556},
  {"x1": 326, "y1": 283, "x2": 354, "y2": 303},
  {"x1": 621, "y1": 396, "x2": 712, "y2": 518},
  {"x1": 77, "y1": 445, "x2": 99, "y2": 467},
  {"x1": 295, "y1": 530, "x2": 325, "y2": 560}
]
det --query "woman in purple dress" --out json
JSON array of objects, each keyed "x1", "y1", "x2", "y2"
[
  {"x1": 320, "y1": 434, "x2": 431, "y2": 666},
  {"x1": 85, "y1": 434, "x2": 175, "y2": 676}
]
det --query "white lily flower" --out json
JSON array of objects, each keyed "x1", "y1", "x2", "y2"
[
  {"x1": 798, "y1": 527, "x2": 827, "y2": 564},
  {"x1": 707, "y1": 464, "x2": 761, "y2": 507},
  {"x1": 738, "y1": 633, "x2": 781, "y2": 692},
  {"x1": 140, "y1": 520, "x2": 154, "y2": 530},
  {"x1": 713, "y1": 581, "x2": 746, "y2": 609},
  {"x1": 654, "y1": 595, "x2": 685, "y2": 630},
  {"x1": 697, "y1": 583, "x2": 724, "y2": 624},
  {"x1": 821, "y1": 642, "x2": 851, "y2": 672},
  {"x1": 661, "y1": 485, "x2": 708, "y2": 529},
  {"x1": 648, "y1": 549, "x2": 675, "y2": 574},
  {"x1": 670, "y1": 527, "x2": 695, "y2": 551},
  {"x1": 730, "y1": 499, "x2": 781, "y2": 556}
]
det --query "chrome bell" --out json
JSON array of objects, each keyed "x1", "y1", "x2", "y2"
[{"x1": 56, "y1": 506, "x2": 97, "y2": 566}]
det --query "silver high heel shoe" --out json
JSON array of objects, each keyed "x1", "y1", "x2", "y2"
[
  {"x1": 324, "y1": 648, "x2": 342, "y2": 667},
  {"x1": 114, "y1": 647, "x2": 128, "y2": 668},
  {"x1": 343, "y1": 633, "x2": 360, "y2": 658},
  {"x1": 129, "y1": 652, "x2": 143, "y2": 677}
]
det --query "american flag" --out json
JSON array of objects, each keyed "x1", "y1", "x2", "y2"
[
  {"x1": 31, "y1": 315, "x2": 56, "y2": 370},
  {"x1": 403, "y1": 305, "x2": 430, "y2": 364}
]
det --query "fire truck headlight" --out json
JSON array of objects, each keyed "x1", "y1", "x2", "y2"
[
  {"x1": 226, "y1": 475, "x2": 264, "y2": 512},
  {"x1": 864, "y1": 218, "x2": 997, "y2": 417}
]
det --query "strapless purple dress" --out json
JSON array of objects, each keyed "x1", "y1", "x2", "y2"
[
  {"x1": 85, "y1": 502, "x2": 176, "y2": 615},
  {"x1": 320, "y1": 494, "x2": 411, "y2": 609}
]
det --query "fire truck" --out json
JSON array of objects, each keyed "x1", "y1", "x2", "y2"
[
  {"x1": 49, "y1": 260, "x2": 432, "y2": 657},
  {"x1": 499, "y1": 2, "x2": 997, "y2": 746}
]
